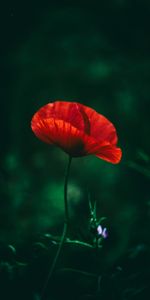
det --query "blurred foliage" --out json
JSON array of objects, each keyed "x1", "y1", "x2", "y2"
[{"x1": 1, "y1": 0, "x2": 150, "y2": 276}]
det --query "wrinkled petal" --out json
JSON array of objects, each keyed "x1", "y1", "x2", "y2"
[
  {"x1": 31, "y1": 101, "x2": 122, "y2": 164},
  {"x1": 33, "y1": 102, "x2": 87, "y2": 132},
  {"x1": 31, "y1": 117, "x2": 88, "y2": 156},
  {"x1": 83, "y1": 137, "x2": 122, "y2": 164},
  {"x1": 95, "y1": 144, "x2": 122, "y2": 164},
  {"x1": 78, "y1": 103, "x2": 118, "y2": 145}
]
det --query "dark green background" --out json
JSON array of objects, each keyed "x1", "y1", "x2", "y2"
[{"x1": 1, "y1": 0, "x2": 150, "y2": 267}]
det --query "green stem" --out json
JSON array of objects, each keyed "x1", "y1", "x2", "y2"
[
  {"x1": 64, "y1": 155, "x2": 72, "y2": 224},
  {"x1": 41, "y1": 155, "x2": 72, "y2": 299}
]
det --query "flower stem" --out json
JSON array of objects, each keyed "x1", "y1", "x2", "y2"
[
  {"x1": 41, "y1": 155, "x2": 72, "y2": 299},
  {"x1": 64, "y1": 155, "x2": 72, "y2": 224}
]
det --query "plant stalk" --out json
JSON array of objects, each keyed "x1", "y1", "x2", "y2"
[{"x1": 41, "y1": 155, "x2": 72, "y2": 299}]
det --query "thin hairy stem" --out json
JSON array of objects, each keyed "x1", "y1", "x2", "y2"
[
  {"x1": 64, "y1": 155, "x2": 72, "y2": 224},
  {"x1": 41, "y1": 155, "x2": 72, "y2": 299}
]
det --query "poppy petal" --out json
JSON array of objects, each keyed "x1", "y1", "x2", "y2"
[
  {"x1": 33, "y1": 102, "x2": 88, "y2": 132},
  {"x1": 95, "y1": 144, "x2": 122, "y2": 164},
  {"x1": 31, "y1": 101, "x2": 122, "y2": 163},
  {"x1": 31, "y1": 117, "x2": 89, "y2": 157},
  {"x1": 78, "y1": 103, "x2": 118, "y2": 145},
  {"x1": 82, "y1": 137, "x2": 122, "y2": 164}
]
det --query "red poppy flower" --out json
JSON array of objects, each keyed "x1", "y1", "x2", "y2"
[{"x1": 31, "y1": 101, "x2": 122, "y2": 164}]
